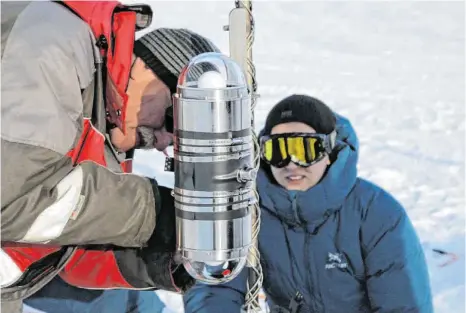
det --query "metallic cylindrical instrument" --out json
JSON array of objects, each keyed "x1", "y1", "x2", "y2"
[{"x1": 172, "y1": 52, "x2": 256, "y2": 284}]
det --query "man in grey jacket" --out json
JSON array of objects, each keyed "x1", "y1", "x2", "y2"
[{"x1": 1, "y1": 1, "x2": 220, "y2": 312}]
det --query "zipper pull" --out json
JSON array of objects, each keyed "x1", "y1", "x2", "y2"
[
  {"x1": 288, "y1": 291, "x2": 304, "y2": 313},
  {"x1": 291, "y1": 197, "x2": 301, "y2": 226}
]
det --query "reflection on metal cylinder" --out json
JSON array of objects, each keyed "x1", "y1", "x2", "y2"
[{"x1": 172, "y1": 52, "x2": 256, "y2": 285}]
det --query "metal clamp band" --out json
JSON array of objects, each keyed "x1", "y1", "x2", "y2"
[{"x1": 174, "y1": 187, "x2": 254, "y2": 198}]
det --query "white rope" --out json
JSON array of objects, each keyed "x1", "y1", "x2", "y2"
[{"x1": 233, "y1": 1, "x2": 264, "y2": 312}]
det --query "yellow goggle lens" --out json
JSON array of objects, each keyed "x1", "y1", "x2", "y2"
[{"x1": 261, "y1": 135, "x2": 325, "y2": 167}]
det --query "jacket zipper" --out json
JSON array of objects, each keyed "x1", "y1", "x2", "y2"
[
  {"x1": 291, "y1": 195, "x2": 300, "y2": 226},
  {"x1": 294, "y1": 190, "x2": 321, "y2": 313},
  {"x1": 304, "y1": 234, "x2": 320, "y2": 313},
  {"x1": 291, "y1": 196, "x2": 320, "y2": 313}
]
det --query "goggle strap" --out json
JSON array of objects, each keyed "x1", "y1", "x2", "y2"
[{"x1": 326, "y1": 130, "x2": 337, "y2": 153}]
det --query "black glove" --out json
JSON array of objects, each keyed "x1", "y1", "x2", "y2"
[{"x1": 141, "y1": 180, "x2": 195, "y2": 293}]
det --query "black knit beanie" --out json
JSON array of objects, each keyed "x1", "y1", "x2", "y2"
[
  {"x1": 263, "y1": 95, "x2": 336, "y2": 136},
  {"x1": 133, "y1": 27, "x2": 221, "y2": 95}
]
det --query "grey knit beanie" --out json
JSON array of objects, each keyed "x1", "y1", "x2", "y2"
[{"x1": 133, "y1": 27, "x2": 221, "y2": 95}]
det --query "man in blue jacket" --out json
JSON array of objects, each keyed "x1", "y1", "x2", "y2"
[{"x1": 183, "y1": 94, "x2": 433, "y2": 313}]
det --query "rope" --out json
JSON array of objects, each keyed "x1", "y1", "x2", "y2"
[{"x1": 232, "y1": 1, "x2": 264, "y2": 312}]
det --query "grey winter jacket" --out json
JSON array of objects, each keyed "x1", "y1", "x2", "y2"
[{"x1": 1, "y1": 1, "x2": 186, "y2": 310}]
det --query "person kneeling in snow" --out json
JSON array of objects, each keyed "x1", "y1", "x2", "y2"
[{"x1": 183, "y1": 94, "x2": 434, "y2": 313}]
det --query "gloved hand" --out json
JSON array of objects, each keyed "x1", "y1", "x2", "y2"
[{"x1": 141, "y1": 179, "x2": 195, "y2": 293}]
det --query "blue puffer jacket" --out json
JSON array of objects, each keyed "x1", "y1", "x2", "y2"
[{"x1": 184, "y1": 115, "x2": 433, "y2": 313}]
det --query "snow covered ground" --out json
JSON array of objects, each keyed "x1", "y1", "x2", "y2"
[
  {"x1": 131, "y1": 1, "x2": 465, "y2": 312},
  {"x1": 24, "y1": 1, "x2": 465, "y2": 313}
]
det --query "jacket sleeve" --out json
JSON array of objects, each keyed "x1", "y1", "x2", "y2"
[
  {"x1": 106, "y1": 186, "x2": 195, "y2": 292},
  {"x1": 51, "y1": 185, "x2": 192, "y2": 293},
  {"x1": 183, "y1": 268, "x2": 248, "y2": 313},
  {"x1": 1, "y1": 140, "x2": 156, "y2": 248},
  {"x1": 361, "y1": 187, "x2": 434, "y2": 313},
  {"x1": 1, "y1": 1, "x2": 154, "y2": 248}
]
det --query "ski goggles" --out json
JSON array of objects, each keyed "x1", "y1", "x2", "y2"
[{"x1": 260, "y1": 131, "x2": 336, "y2": 168}]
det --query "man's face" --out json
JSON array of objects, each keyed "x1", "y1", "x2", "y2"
[
  {"x1": 135, "y1": 78, "x2": 173, "y2": 152},
  {"x1": 110, "y1": 57, "x2": 173, "y2": 153},
  {"x1": 270, "y1": 122, "x2": 329, "y2": 191}
]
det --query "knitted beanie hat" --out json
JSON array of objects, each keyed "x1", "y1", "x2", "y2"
[
  {"x1": 263, "y1": 94, "x2": 336, "y2": 136},
  {"x1": 133, "y1": 27, "x2": 221, "y2": 95}
]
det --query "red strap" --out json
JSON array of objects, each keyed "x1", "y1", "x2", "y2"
[
  {"x1": 60, "y1": 249, "x2": 132, "y2": 288},
  {"x1": 2, "y1": 243, "x2": 61, "y2": 272}
]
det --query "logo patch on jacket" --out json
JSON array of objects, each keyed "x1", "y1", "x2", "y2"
[{"x1": 325, "y1": 252, "x2": 348, "y2": 270}]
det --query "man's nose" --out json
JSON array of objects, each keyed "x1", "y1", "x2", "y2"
[{"x1": 285, "y1": 161, "x2": 298, "y2": 170}]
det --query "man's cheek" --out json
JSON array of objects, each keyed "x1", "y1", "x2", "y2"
[
  {"x1": 138, "y1": 94, "x2": 170, "y2": 128},
  {"x1": 110, "y1": 127, "x2": 137, "y2": 152},
  {"x1": 124, "y1": 96, "x2": 142, "y2": 129}
]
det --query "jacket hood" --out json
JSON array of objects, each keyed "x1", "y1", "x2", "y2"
[{"x1": 257, "y1": 113, "x2": 359, "y2": 232}]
